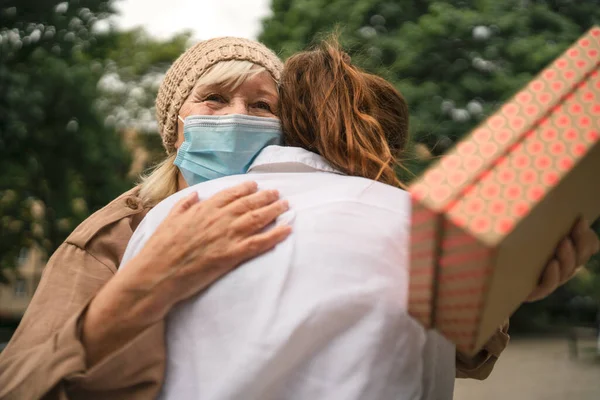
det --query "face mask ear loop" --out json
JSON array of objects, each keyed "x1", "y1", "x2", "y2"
[{"x1": 178, "y1": 115, "x2": 185, "y2": 123}]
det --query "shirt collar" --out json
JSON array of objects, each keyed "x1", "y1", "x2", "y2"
[{"x1": 248, "y1": 146, "x2": 343, "y2": 175}]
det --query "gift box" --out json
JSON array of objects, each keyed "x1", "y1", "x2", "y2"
[{"x1": 408, "y1": 26, "x2": 600, "y2": 355}]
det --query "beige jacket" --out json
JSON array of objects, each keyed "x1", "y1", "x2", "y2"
[{"x1": 0, "y1": 187, "x2": 509, "y2": 399}]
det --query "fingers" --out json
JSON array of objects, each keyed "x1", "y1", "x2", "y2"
[
  {"x1": 205, "y1": 181, "x2": 259, "y2": 208},
  {"x1": 170, "y1": 192, "x2": 199, "y2": 215},
  {"x1": 229, "y1": 200, "x2": 289, "y2": 235},
  {"x1": 527, "y1": 259, "x2": 560, "y2": 302},
  {"x1": 571, "y1": 218, "x2": 588, "y2": 266},
  {"x1": 223, "y1": 189, "x2": 281, "y2": 216},
  {"x1": 556, "y1": 238, "x2": 577, "y2": 283},
  {"x1": 526, "y1": 218, "x2": 599, "y2": 303},
  {"x1": 571, "y1": 218, "x2": 600, "y2": 266},
  {"x1": 185, "y1": 225, "x2": 292, "y2": 292},
  {"x1": 231, "y1": 225, "x2": 292, "y2": 263}
]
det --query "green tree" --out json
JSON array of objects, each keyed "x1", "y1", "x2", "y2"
[
  {"x1": 260, "y1": 0, "x2": 600, "y2": 325},
  {"x1": 261, "y1": 0, "x2": 600, "y2": 169},
  {"x1": 90, "y1": 28, "x2": 191, "y2": 166},
  {"x1": 0, "y1": 0, "x2": 131, "y2": 275}
]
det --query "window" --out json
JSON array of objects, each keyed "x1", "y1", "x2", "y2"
[
  {"x1": 17, "y1": 248, "x2": 28, "y2": 266},
  {"x1": 14, "y1": 279, "x2": 27, "y2": 298}
]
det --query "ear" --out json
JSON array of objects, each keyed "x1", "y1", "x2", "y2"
[{"x1": 174, "y1": 117, "x2": 185, "y2": 149}]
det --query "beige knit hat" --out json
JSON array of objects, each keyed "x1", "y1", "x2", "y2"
[{"x1": 156, "y1": 37, "x2": 284, "y2": 154}]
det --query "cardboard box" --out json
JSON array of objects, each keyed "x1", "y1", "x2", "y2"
[{"x1": 408, "y1": 26, "x2": 600, "y2": 355}]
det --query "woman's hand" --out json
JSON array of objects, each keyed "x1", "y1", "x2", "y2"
[
  {"x1": 125, "y1": 180, "x2": 291, "y2": 311},
  {"x1": 527, "y1": 218, "x2": 600, "y2": 302},
  {"x1": 82, "y1": 181, "x2": 291, "y2": 366}
]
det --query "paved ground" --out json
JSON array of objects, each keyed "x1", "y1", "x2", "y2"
[{"x1": 454, "y1": 336, "x2": 600, "y2": 400}]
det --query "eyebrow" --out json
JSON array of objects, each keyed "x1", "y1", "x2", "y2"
[{"x1": 193, "y1": 84, "x2": 278, "y2": 100}]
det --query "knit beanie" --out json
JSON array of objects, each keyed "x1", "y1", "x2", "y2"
[{"x1": 155, "y1": 37, "x2": 283, "y2": 154}]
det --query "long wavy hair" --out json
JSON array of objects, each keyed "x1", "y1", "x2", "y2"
[{"x1": 279, "y1": 38, "x2": 410, "y2": 188}]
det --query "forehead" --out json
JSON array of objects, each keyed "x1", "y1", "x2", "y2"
[{"x1": 202, "y1": 72, "x2": 278, "y2": 94}]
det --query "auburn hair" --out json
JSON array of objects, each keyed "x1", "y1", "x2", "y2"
[{"x1": 279, "y1": 39, "x2": 409, "y2": 188}]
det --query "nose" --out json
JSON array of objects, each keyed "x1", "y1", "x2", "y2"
[{"x1": 217, "y1": 99, "x2": 248, "y2": 116}]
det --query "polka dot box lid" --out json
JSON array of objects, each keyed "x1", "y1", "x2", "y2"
[{"x1": 408, "y1": 26, "x2": 600, "y2": 355}]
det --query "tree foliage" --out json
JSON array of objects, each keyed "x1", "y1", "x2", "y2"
[
  {"x1": 261, "y1": 0, "x2": 600, "y2": 170},
  {"x1": 91, "y1": 28, "x2": 190, "y2": 137},
  {"x1": 260, "y1": 0, "x2": 600, "y2": 325},
  {"x1": 0, "y1": 1, "x2": 192, "y2": 277},
  {"x1": 90, "y1": 28, "x2": 191, "y2": 171},
  {"x1": 0, "y1": 0, "x2": 132, "y2": 274}
]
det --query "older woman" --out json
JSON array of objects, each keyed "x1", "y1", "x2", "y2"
[
  {"x1": 0, "y1": 37, "x2": 291, "y2": 400},
  {"x1": 120, "y1": 39, "x2": 599, "y2": 400}
]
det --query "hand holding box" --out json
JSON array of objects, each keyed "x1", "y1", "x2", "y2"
[{"x1": 408, "y1": 27, "x2": 600, "y2": 355}]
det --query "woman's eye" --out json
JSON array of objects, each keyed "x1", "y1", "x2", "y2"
[
  {"x1": 203, "y1": 94, "x2": 227, "y2": 103},
  {"x1": 254, "y1": 101, "x2": 273, "y2": 112}
]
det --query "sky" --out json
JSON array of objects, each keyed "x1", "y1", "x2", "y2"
[{"x1": 112, "y1": 0, "x2": 272, "y2": 41}]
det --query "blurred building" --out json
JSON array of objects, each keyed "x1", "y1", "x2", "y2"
[
  {"x1": 123, "y1": 127, "x2": 165, "y2": 178},
  {"x1": 0, "y1": 247, "x2": 44, "y2": 321},
  {"x1": 0, "y1": 129, "x2": 157, "y2": 326}
]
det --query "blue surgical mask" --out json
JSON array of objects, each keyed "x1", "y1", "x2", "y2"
[{"x1": 174, "y1": 114, "x2": 282, "y2": 186}]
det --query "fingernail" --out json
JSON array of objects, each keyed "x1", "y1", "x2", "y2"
[
  {"x1": 281, "y1": 224, "x2": 292, "y2": 233},
  {"x1": 270, "y1": 189, "x2": 280, "y2": 197},
  {"x1": 280, "y1": 200, "x2": 289, "y2": 210}
]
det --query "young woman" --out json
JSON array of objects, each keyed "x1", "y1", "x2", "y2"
[{"x1": 120, "y1": 39, "x2": 599, "y2": 400}]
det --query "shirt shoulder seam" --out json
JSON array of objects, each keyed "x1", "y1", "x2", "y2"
[{"x1": 63, "y1": 241, "x2": 116, "y2": 275}]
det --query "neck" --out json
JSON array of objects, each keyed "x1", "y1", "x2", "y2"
[{"x1": 177, "y1": 171, "x2": 188, "y2": 191}]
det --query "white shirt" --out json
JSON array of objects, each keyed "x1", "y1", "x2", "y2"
[{"x1": 121, "y1": 146, "x2": 455, "y2": 400}]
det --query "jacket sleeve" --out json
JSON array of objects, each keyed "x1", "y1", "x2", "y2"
[
  {"x1": 455, "y1": 320, "x2": 510, "y2": 380},
  {"x1": 0, "y1": 242, "x2": 166, "y2": 400}
]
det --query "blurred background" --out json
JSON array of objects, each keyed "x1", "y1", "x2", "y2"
[{"x1": 1, "y1": 0, "x2": 599, "y2": 398}]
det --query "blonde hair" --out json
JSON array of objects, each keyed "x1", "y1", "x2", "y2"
[{"x1": 139, "y1": 60, "x2": 270, "y2": 207}]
